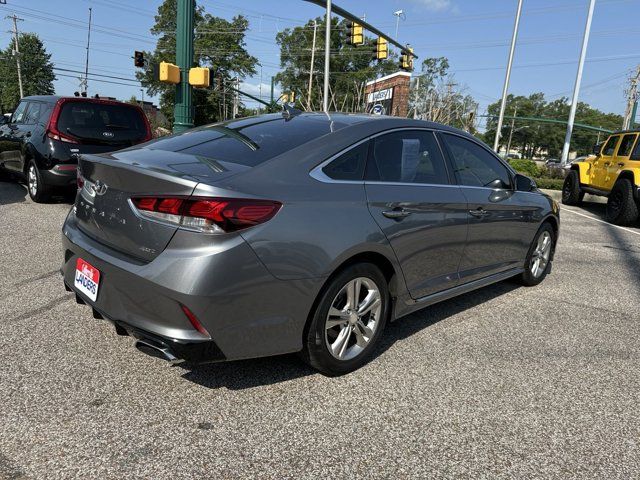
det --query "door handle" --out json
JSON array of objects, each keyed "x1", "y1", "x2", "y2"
[
  {"x1": 469, "y1": 208, "x2": 490, "y2": 218},
  {"x1": 382, "y1": 208, "x2": 411, "y2": 219},
  {"x1": 603, "y1": 161, "x2": 611, "y2": 166},
  {"x1": 617, "y1": 162, "x2": 625, "y2": 167}
]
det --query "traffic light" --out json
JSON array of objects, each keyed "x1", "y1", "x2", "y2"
[
  {"x1": 282, "y1": 91, "x2": 296, "y2": 104},
  {"x1": 159, "y1": 61, "x2": 180, "y2": 84},
  {"x1": 346, "y1": 21, "x2": 364, "y2": 46},
  {"x1": 134, "y1": 51, "x2": 144, "y2": 68},
  {"x1": 376, "y1": 37, "x2": 388, "y2": 60},
  {"x1": 399, "y1": 47, "x2": 414, "y2": 71},
  {"x1": 188, "y1": 67, "x2": 210, "y2": 88}
]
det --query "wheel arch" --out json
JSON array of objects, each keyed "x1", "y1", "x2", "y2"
[
  {"x1": 570, "y1": 162, "x2": 589, "y2": 184},
  {"x1": 617, "y1": 169, "x2": 639, "y2": 187},
  {"x1": 540, "y1": 215, "x2": 559, "y2": 260}
]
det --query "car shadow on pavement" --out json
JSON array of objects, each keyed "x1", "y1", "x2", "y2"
[
  {"x1": 179, "y1": 280, "x2": 520, "y2": 390},
  {"x1": 0, "y1": 180, "x2": 28, "y2": 205}
]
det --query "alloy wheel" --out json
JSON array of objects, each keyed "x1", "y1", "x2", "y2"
[
  {"x1": 324, "y1": 277, "x2": 382, "y2": 361},
  {"x1": 530, "y1": 231, "x2": 552, "y2": 278},
  {"x1": 28, "y1": 165, "x2": 38, "y2": 197}
]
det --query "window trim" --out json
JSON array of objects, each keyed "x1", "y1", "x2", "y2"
[
  {"x1": 437, "y1": 130, "x2": 516, "y2": 190},
  {"x1": 601, "y1": 135, "x2": 620, "y2": 157}
]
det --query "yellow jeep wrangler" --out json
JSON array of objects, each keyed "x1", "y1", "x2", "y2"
[{"x1": 562, "y1": 130, "x2": 640, "y2": 225}]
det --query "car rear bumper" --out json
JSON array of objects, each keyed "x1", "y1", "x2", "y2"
[
  {"x1": 42, "y1": 164, "x2": 77, "y2": 187},
  {"x1": 61, "y1": 210, "x2": 324, "y2": 363}
]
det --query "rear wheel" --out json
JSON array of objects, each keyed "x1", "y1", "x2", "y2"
[
  {"x1": 301, "y1": 263, "x2": 389, "y2": 376},
  {"x1": 562, "y1": 170, "x2": 584, "y2": 205},
  {"x1": 27, "y1": 160, "x2": 52, "y2": 203},
  {"x1": 605, "y1": 178, "x2": 638, "y2": 225},
  {"x1": 520, "y1": 223, "x2": 555, "y2": 287}
]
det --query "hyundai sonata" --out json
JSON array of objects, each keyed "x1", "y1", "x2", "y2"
[{"x1": 61, "y1": 112, "x2": 559, "y2": 376}]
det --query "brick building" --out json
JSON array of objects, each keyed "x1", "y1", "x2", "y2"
[{"x1": 364, "y1": 71, "x2": 411, "y2": 117}]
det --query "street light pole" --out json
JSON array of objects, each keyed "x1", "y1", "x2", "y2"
[
  {"x1": 307, "y1": 20, "x2": 318, "y2": 110},
  {"x1": 173, "y1": 0, "x2": 195, "y2": 133},
  {"x1": 560, "y1": 0, "x2": 596, "y2": 165},
  {"x1": 323, "y1": 0, "x2": 332, "y2": 112},
  {"x1": 393, "y1": 10, "x2": 404, "y2": 41},
  {"x1": 493, "y1": 0, "x2": 523, "y2": 152}
]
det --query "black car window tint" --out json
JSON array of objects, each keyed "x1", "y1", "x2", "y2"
[
  {"x1": 367, "y1": 130, "x2": 448, "y2": 185},
  {"x1": 322, "y1": 141, "x2": 368, "y2": 181},
  {"x1": 602, "y1": 136, "x2": 619, "y2": 156},
  {"x1": 617, "y1": 134, "x2": 636, "y2": 157},
  {"x1": 24, "y1": 102, "x2": 41, "y2": 125},
  {"x1": 11, "y1": 101, "x2": 29, "y2": 124},
  {"x1": 443, "y1": 133, "x2": 512, "y2": 189},
  {"x1": 631, "y1": 136, "x2": 640, "y2": 160}
]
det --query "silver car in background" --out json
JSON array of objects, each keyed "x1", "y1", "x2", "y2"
[{"x1": 61, "y1": 112, "x2": 559, "y2": 375}]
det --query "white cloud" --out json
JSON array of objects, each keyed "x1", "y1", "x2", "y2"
[{"x1": 410, "y1": 0, "x2": 455, "y2": 12}]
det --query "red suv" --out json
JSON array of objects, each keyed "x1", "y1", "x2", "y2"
[{"x1": 0, "y1": 96, "x2": 152, "y2": 202}]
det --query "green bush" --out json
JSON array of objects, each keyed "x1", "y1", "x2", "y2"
[
  {"x1": 534, "y1": 178, "x2": 564, "y2": 190},
  {"x1": 508, "y1": 159, "x2": 541, "y2": 178}
]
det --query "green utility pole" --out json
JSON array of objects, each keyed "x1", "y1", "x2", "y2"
[
  {"x1": 270, "y1": 76, "x2": 275, "y2": 104},
  {"x1": 173, "y1": 0, "x2": 195, "y2": 133},
  {"x1": 631, "y1": 101, "x2": 638, "y2": 130}
]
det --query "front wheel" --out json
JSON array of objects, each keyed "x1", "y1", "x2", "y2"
[
  {"x1": 519, "y1": 223, "x2": 555, "y2": 287},
  {"x1": 301, "y1": 263, "x2": 389, "y2": 376},
  {"x1": 562, "y1": 169, "x2": 584, "y2": 205},
  {"x1": 27, "y1": 160, "x2": 52, "y2": 203},
  {"x1": 605, "y1": 178, "x2": 639, "y2": 226}
]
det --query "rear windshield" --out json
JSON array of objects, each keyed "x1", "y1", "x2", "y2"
[
  {"x1": 147, "y1": 115, "x2": 333, "y2": 167},
  {"x1": 57, "y1": 101, "x2": 147, "y2": 145}
]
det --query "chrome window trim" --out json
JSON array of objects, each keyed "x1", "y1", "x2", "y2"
[{"x1": 309, "y1": 127, "x2": 454, "y2": 186}]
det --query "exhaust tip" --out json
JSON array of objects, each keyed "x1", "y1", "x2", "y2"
[{"x1": 134, "y1": 339, "x2": 182, "y2": 365}]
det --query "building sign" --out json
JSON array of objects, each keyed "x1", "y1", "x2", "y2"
[{"x1": 367, "y1": 87, "x2": 393, "y2": 104}]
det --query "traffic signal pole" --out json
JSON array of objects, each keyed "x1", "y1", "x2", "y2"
[{"x1": 173, "y1": 0, "x2": 195, "y2": 133}]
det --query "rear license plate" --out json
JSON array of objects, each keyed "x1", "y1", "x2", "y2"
[{"x1": 74, "y1": 258, "x2": 100, "y2": 302}]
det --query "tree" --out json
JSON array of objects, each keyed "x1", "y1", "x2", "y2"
[
  {"x1": 409, "y1": 57, "x2": 479, "y2": 132},
  {"x1": 275, "y1": 17, "x2": 398, "y2": 112},
  {"x1": 0, "y1": 33, "x2": 55, "y2": 112},
  {"x1": 483, "y1": 93, "x2": 623, "y2": 158},
  {"x1": 137, "y1": 0, "x2": 258, "y2": 126}
]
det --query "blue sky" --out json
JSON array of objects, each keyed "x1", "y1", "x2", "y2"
[{"x1": 1, "y1": 0, "x2": 638, "y2": 129}]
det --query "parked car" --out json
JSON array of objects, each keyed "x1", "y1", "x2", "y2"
[
  {"x1": 61, "y1": 112, "x2": 560, "y2": 376},
  {"x1": 563, "y1": 130, "x2": 640, "y2": 225},
  {"x1": 0, "y1": 95, "x2": 152, "y2": 202}
]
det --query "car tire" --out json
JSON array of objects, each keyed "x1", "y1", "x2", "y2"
[
  {"x1": 26, "y1": 160, "x2": 51, "y2": 203},
  {"x1": 519, "y1": 223, "x2": 555, "y2": 287},
  {"x1": 605, "y1": 178, "x2": 639, "y2": 226},
  {"x1": 301, "y1": 263, "x2": 390, "y2": 376},
  {"x1": 561, "y1": 170, "x2": 584, "y2": 205}
]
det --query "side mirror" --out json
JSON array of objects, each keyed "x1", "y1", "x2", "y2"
[
  {"x1": 592, "y1": 143, "x2": 602, "y2": 156},
  {"x1": 515, "y1": 173, "x2": 536, "y2": 192}
]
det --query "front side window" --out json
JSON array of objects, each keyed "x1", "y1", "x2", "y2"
[
  {"x1": 10, "y1": 101, "x2": 29, "y2": 124},
  {"x1": 602, "y1": 135, "x2": 619, "y2": 156},
  {"x1": 366, "y1": 130, "x2": 449, "y2": 185},
  {"x1": 322, "y1": 141, "x2": 368, "y2": 181},
  {"x1": 442, "y1": 133, "x2": 512, "y2": 189},
  {"x1": 617, "y1": 134, "x2": 637, "y2": 157},
  {"x1": 631, "y1": 137, "x2": 640, "y2": 161}
]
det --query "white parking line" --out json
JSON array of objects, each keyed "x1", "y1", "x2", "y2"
[{"x1": 561, "y1": 206, "x2": 640, "y2": 237}]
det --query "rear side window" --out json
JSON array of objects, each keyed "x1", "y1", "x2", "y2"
[
  {"x1": 148, "y1": 116, "x2": 333, "y2": 167},
  {"x1": 631, "y1": 138, "x2": 640, "y2": 160},
  {"x1": 322, "y1": 141, "x2": 368, "y2": 181},
  {"x1": 442, "y1": 133, "x2": 512, "y2": 189},
  {"x1": 57, "y1": 101, "x2": 147, "y2": 144},
  {"x1": 366, "y1": 130, "x2": 449, "y2": 185},
  {"x1": 617, "y1": 134, "x2": 637, "y2": 157},
  {"x1": 602, "y1": 135, "x2": 619, "y2": 156},
  {"x1": 24, "y1": 102, "x2": 42, "y2": 125}
]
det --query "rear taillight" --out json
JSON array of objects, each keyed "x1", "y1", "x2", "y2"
[
  {"x1": 130, "y1": 197, "x2": 282, "y2": 234},
  {"x1": 46, "y1": 99, "x2": 79, "y2": 144},
  {"x1": 76, "y1": 169, "x2": 85, "y2": 190}
]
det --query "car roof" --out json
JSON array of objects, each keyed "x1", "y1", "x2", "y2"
[{"x1": 216, "y1": 111, "x2": 474, "y2": 140}]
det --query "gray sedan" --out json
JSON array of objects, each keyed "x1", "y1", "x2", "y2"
[{"x1": 61, "y1": 112, "x2": 559, "y2": 375}]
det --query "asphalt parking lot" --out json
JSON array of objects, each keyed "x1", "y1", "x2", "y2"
[{"x1": 1, "y1": 179, "x2": 639, "y2": 479}]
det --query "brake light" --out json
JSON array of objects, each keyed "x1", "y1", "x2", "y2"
[
  {"x1": 76, "y1": 169, "x2": 85, "y2": 190},
  {"x1": 46, "y1": 99, "x2": 79, "y2": 144},
  {"x1": 131, "y1": 197, "x2": 282, "y2": 233}
]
